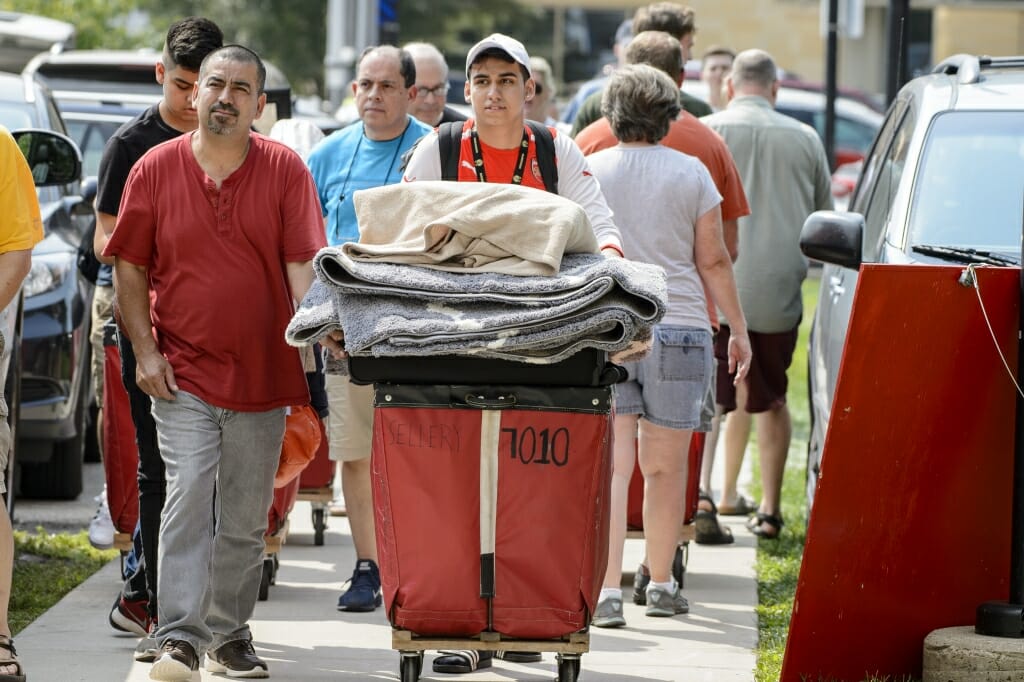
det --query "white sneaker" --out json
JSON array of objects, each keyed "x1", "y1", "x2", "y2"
[{"x1": 88, "y1": 487, "x2": 115, "y2": 549}]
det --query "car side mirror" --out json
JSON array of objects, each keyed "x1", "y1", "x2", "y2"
[
  {"x1": 800, "y1": 210, "x2": 864, "y2": 270},
  {"x1": 12, "y1": 129, "x2": 82, "y2": 187}
]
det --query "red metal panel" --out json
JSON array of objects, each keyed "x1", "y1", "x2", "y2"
[{"x1": 782, "y1": 265, "x2": 1019, "y2": 681}]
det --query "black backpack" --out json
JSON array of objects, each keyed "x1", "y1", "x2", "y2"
[
  {"x1": 436, "y1": 120, "x2": 559, "y2": 194},
  {"x1": 77, "y1": 217, "x2": 102, "y2": 285}
]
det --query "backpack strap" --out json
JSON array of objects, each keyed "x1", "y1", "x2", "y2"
[
  {"x1": 437, "y1": 121, "x2": 464, "y2": 181},
  {"x1": 526, "y1": 120, "x2": 559, "y2": 194}
]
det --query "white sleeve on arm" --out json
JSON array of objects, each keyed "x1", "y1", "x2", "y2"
[
  {"x1": 402, "y1": 131, "x2": 443, "y2": 182},
  {"x1": 553, "y1": 133, "x2": 622, "y2": 253}
]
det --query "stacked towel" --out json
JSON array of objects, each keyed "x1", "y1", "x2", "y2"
[
  {"x1": 287, "y1": 251, "x2": 666, "y2": 364},
  {"x1": 286, "y1": 183, "x2": 667, "y2": 364}
]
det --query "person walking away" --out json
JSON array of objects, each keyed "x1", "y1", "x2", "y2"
[
  {"x1": 585, "y1": 63, "x2": 750, "y2": 627},
  {"x1": 0, "y1": 124, "x2": 46, "y2": 682},
  {"x1": 92, "y1": 17, "x2": 224, "y2": 658},
  {"x1": 306, "y1": 45, "x2": 432, "y2": 614},
  {"x1": 105, "y1": 45, "x2": 325, "y2": 681},
  {"x1": 575, "y1": 28, "x2": 749, "y2": 551},
  {"x1": 701, "y1": 49, "x2": 832, "y2": 538},
  {"x1": 570, "y1": 2, "x2": 711, "y2": 137}
]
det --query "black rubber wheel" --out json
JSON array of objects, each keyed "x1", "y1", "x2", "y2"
[
  {"x1": 556, "y1": 653, "x2": 581, "y2": 682},
  {"x1": 313, "y1": 507, "x2": 326, "y2": 546},
  {"x1": 672, "y1": 542, "x2": 688, "y2": 588},
  {"x1": 399, "y1": 652, "x2": 422, "y2": 682},
  {"x1": 257, "y1": 558, "x2": 272, "y2": 601}
]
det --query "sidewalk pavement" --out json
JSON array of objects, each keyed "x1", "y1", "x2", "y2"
[{"x1": 14, "y1": 497, "x2": 756, "y2": 682}]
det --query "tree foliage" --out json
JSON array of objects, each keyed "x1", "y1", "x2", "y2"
[
  {"x1": 2, "y1": 0, "x2": 161, "y2": 49},
  {"x1": 1, "y1": 0, "x2": 555, "y2": 96}
]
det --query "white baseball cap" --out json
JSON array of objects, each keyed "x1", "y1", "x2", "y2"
[{"x1": 465, "y1": 33, "x2": 532, "y2": 78}]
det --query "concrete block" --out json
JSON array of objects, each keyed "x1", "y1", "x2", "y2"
[{"x1": 923, "y1": 626, "x2": 1024, "y2": 682}]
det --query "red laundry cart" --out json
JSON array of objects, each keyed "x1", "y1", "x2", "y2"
[
  {"x1": 101, "y1": 321, "x2": 138, "y2": 550},
  {"x1": 360, "y1": 352, "x2": 619, "y2": 682}
]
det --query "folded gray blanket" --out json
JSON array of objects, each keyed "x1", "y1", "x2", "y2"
[{"x1": 286, "y1": 252, "x2": 667, "y2": 364}]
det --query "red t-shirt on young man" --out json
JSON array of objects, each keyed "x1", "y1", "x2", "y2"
[{"x1": 104, "y1": 132, "x2": 326, "y2": 412}]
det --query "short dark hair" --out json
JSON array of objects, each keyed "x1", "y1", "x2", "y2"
[
  {"x1": 200, "y1": 44, "x2": 267, "y2": 94},
  {"x1": 163, "y1": 17, "x2": 223, "y2": 72},
  {"x1": 469, "y1": 48, "x2": 530, "y2": 82},
  {"x1": 356, "y1": 45, "x2": 417, "y2": 88},
  {"x1": 633, "y1": 3, "x2": 696, "y2": 40},
  {"x1": 602, "y1": 64, "x2": 681, "y2": 144}
]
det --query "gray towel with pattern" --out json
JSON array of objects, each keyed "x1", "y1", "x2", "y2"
[{"x1": 286, "y1": 251, "x2": 667, "y2": 364}]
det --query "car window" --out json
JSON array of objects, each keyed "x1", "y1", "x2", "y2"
[
  {"x1": 860, "y1": 110, "x2": 914, "y2": 259},
  {"x1": 908, "y1": 111, "x2": 1024, "y2": 256},
  {"x1": 64, "y1": 118, "x2": 122, "y2": 178},
  {"x1": 849, "y1": 100, "x2": 906, "y2": 214},
  {"x1": 0, "y1": 102, "x2": 36, "y2": 130}
]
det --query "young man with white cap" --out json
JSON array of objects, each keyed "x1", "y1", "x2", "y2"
[
  {"x1": 403, "y1": 33, "x2": 622, "y2": 258},
  {"x1": 402, "y1": 32, "x2": 621, "y2": 676}
]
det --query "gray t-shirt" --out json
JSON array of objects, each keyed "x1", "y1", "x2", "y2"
[
  {"x1": 587, "y1": 144, "x2": 721, "y2": 329},
  {"x1": 702, "y1": 95, "x2": 833, "y2": 332}
]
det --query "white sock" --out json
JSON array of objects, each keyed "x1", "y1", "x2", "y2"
[
  {"x1": 599, "y1": 587, "x2": 622, "y2": 602},
  {"x1": 647, "y1": 579, "x2": 674, "y2": 594}
]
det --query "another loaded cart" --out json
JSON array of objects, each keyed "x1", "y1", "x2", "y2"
[{"x1": 353, "y1": 352, "x2": 623, "y2": 682}]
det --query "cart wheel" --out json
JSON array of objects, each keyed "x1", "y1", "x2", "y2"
[
  {"x1": 672, "y1": 541, "x2": 688, "y2": 589},
  {"x1": 258, "y1": 558, "x2": 272, "y2": 601},
  {"x1": 556, "y1": 653, "x2": 581, "y2": 682},
  {"x1": 399, "y1": 651, "x2": 423, "y2": 682},
  {"x1": 312, "y1": 507, "x2": 326, "y2": 546}
]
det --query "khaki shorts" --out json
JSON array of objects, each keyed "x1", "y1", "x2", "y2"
[
  {"x1": 90, "y1": 285, "x2": 115, "y2": 401},
  {"x1": 326, "y1": 373, "x2": 374, "y2": 462}
]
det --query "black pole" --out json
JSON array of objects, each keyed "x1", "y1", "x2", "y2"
[
  {"x1": 885, "y1": 0, "x2": 910, "y2": 105},
  {"x1": 976, "y1": 196, "x2": 1024, "y2": 637},
  {"x1": 823, "y1": 0, "x2": 839, "y2": 171}
]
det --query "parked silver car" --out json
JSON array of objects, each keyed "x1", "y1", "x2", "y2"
[{"x1": 800, "y1": 55, "x2": 1024, "y2": 508}]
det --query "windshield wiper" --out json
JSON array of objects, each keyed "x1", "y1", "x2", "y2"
[{"x1": 911, "y1": 244, "x2": 1019, "y2": 266}]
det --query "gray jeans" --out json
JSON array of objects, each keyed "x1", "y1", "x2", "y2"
[{"x1": 151, "y1": 390, "x2": 285, "y2": 653}]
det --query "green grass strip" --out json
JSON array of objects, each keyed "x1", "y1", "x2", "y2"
[{"x1": 10, "y1": 528, "x2": 117, "y2": 635}]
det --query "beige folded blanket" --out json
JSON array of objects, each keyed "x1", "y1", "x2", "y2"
[{"x1": 348, "y1": 181, "x2": 599, "y2": 276}]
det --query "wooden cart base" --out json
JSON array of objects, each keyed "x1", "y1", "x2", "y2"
[{"x1": 392, "y1": 630, "x2": 589, "y2": 682}]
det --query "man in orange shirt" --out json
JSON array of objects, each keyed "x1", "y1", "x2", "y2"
[{"x1": 576, "y1": 29, "x2": 749, "y2": 559}]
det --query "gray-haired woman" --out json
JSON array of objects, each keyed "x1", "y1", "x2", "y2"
[{"x1": 586, "y1": 63, "x2": 751, "y2": 626}]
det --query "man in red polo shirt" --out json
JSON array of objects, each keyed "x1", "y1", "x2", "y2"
[{"x1": 105, "y1": 45, "x2": 325, "y2": 681}]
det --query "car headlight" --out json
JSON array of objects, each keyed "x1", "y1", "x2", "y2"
[{"x1": 23, "y1": 254, "x2": 74, "y2": 298}]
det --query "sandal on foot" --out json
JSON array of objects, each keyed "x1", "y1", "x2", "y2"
[
  {"x1": 433, "y1": 650, "x2": 493, "y2": 674},
  {"x1": 750, "y1": 513, "x2": 784, "y2": 539},
  {"x1": 718, "y1": 494, "x2": 758, "y2": 516},
  {"x1": 694, "y1": 509, "x2": 735, "y2": 545},
  {"x1": 0, "y1": 636, "x2": 25, "y2": 682}
]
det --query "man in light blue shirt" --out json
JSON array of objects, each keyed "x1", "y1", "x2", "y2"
[{"x1": 306, "y1": 45, "x2": 431, "y2": 613}]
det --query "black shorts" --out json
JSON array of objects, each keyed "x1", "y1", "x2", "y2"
[{"x1": 715, "y1": 323, "x2": 798, "y2": 414}]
